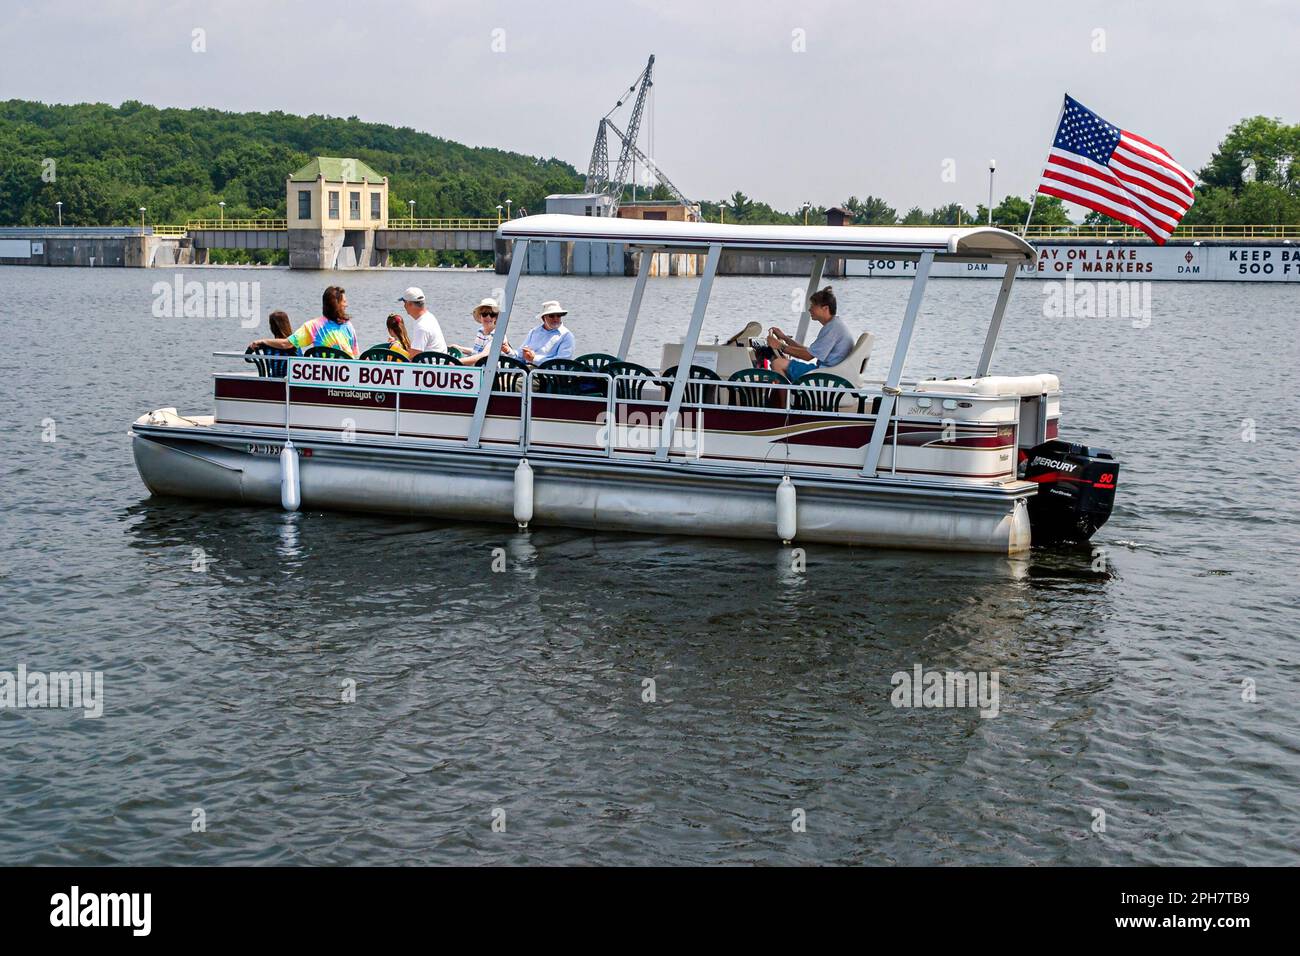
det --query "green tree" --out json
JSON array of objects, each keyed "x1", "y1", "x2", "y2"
[
  {"x1": 842, "y1": 195, "x2": 897, "y2": 225},
  {"x1": 1198, "y1": 115, "x2": 1299, "y2": 192}
]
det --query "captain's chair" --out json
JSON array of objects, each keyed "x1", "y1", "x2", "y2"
[
  {"x1": 724, "y1": 321, "x2": 763, "y2": 346},
  {"x1": 814, "y1": 332, "x2": 875, "y2": 387}
]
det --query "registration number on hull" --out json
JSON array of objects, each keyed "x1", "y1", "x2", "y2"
[{"x1": 248, "y1": 443, "x2": 311, "y2": 457}]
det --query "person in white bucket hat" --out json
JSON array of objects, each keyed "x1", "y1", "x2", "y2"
[
  {"x1": 455, "y1": 297, "x2": 511, "y2": 366},
  {"x1": 512, "y1": 299, "x2": 575, "y2": 365},
  {"x1": 398, "y1": 286, "x2": 447, "y2": 356}
]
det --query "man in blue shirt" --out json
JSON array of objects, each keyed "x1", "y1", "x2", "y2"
[
  {"x1": 514, "y1": 300, "x2": 576, "y2": 365},
  {"x1": 769, "y1": 286, "x2": 854, "y2": 381}
]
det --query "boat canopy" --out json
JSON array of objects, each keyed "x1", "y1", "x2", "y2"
[{"x1": 497, "y1": 214, "x2": 1035, "y2": 263}]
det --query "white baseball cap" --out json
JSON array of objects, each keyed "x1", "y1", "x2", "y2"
[{"x1": 398, "y1": 287, "x2": 425, "y2": 304}]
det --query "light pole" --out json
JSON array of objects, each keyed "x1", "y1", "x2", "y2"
[
  {"x1": 987, "y1": 160, "x2": 996, "y2": 225},
  {"x1": 802, "y1": 201, "x2": 811, "y2": 226},
  {"x1": 408, "y1": 200, "x2": 415, "y2": 221},
  {"x1": 496, "y1": 204, "x2": 503, "y2": 224},
  {"x1": 505, "y1": 199, "x2": 512, "y2": 220},
  {"x1": 55, "y1": 201, "x2": 62, "y2": 226},
  {"x1": 956, "y1": 203, "x2": 964, "y2": 227},
  {"x1": 139, "y1": 206, "x2": 147, "y2": 231},
  {"x1": 218, "y1": 200, "x2": 225, "y2": 225}
]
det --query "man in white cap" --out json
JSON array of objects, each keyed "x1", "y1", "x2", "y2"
[
  {"x1": 399, "y1": 287, "x2": 447, "y2": 355},
  {"x1": 512, "y1": 300, "x2": 575, "y2": 365}
]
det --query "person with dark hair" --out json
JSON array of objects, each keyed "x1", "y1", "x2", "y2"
[
  {"x1": 249, "y1": 285, "x2": 359, "y2": 357},
  {"x1": 386, "y1": 313, "x2": 413, "y2": 358},
  {"x1": 767, "y1": 285, "x2": 854, "y2": 381},
  {"x1": 268, "y1": 310, "x2": 293, "y2": 340},
  {"x1": 260, "y1": 310, "x2": 300, "y2": 376}
]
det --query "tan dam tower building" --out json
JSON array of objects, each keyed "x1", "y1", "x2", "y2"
[{"x1": 287, "y1": 157, "x2": 389, "y2": 269}]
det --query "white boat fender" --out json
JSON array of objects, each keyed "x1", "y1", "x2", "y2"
[
  {"x1": 776, "y1": 476, "x2": 797, "y2": 544},
  {"x1": 514, "y1": 459, "x2": 534, "y2": 529},
  {"x1": 280, "y1": 441, "x2": 301, "y2": 512}
]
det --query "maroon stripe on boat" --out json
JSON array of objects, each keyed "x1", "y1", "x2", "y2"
[
  {"x1": 215, "y1": 377, "x2": 286, "y2": 401},
  {"x1": 779, "y1": 423, "x2": 876, "y2": 449},
  {"x1": 397, "y1": 392, "x2": 522, "y2": 416},
  {"x1": 893, "y1": 427, "x2": 1015, "y2": 449},
  {"x1": 531, "y1": 396, "x2": 607, "y2": 423}
]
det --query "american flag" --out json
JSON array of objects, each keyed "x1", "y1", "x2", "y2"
[{"x1": 1036, "y1": 94, "x2": 1195, "y2": 244}]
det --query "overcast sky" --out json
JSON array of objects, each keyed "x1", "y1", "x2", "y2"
[{"x1": 3, "y1": 0, "x2": 1297, "y2": 213}]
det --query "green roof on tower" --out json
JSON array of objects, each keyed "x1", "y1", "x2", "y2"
[{"x1": 289, "y1": 157, "x2": 386, "y2": 183}]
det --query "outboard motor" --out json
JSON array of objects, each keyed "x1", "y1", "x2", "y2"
[{"x1": 1021, "y1": 440, "x2": 1119, "y2": 545}]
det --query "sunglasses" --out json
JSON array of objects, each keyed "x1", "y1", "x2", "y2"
[{"x1": 480, "y1": 311, "x2": 500, "y2": 318}]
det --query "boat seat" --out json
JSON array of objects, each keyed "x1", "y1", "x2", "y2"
[
  {"x1": 412, "y1": 350, "x2": 460, "y2": 366},
  {"x1": 913, "y1": 374, "x2": 1061, "y2": 397},
  {"x1": 359, "y1": 345, "x2": 409, "y2": 362},
  {"x1": 724, "y1": 321, "x2": 763, "y2": 346},
  {"x1": 304, "y1": 345, "x2": 350, "y2": 359},
  {"x1": 792, "y1": 372, "x2": 860, "y2": 413},
  {"x1": 660, "y1": 365, "x2": 721, "y2": 405},
  {"x1": 726, "y1": 367, "x2": 789, "y2": 408},
  {"x1": 608, "y1": 361, "x2": 655, "y2": 400},
  {"x1": 813, "y1": 332, "x2": 874, "y2": 387}
]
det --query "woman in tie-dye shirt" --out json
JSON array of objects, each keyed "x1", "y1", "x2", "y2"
[{"x1": 249, "y1": 286, "x2": 359, "y2": 358}]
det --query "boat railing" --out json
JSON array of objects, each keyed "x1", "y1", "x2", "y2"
[
  {"x1": 213, "y1": 352, "x2": 1021, "y2": 477},
  {"x1": 517, "y1": 366, "x2": 1020, "y2": 471}
]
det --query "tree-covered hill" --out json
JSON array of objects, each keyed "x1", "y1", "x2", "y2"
[
  {"x1": 0, "y1": 99, "x2": 584, "y2": 227},
  {"x1": 1, "y1": 100, "x2": 1294, "y2": 236}
]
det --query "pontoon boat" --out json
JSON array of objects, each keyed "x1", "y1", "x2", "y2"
[{"x1": 131, "y1": 216, "x2": 1119, "y2": 553}]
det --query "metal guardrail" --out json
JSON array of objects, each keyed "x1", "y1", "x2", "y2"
[
  {"x1": 0, "y1": 226, "x2": 156, "y2": 237},
  {"x1": 217, "y1": 353, "x2": 1026, "y2": 480},
  {"x1": 180, "y1": 217, "x2": 499, "y2": 232},
  {"x1": 382, "y1": 218, "x2": 501, "y2": 230},
  {"x1": 1016, "y1": 223, "x2": 1300, "y2": 240},
  {"x1": 185, "y1": 219, "x2": 288, "y2": 231},
  {"x1": 151, "y1": 225, "x2": 188, "y2": 236}
]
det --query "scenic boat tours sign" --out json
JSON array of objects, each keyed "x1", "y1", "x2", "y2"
[{"x1": 287, "y1": 357, "x2": 481, "y2": 396}]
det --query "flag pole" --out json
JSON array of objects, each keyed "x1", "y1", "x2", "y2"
[{"x1": 1022, "y1": 94, "x2": 1069, "y2": 236}]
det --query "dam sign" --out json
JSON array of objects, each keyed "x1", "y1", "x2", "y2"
[{"x1": 846, "y1": 244, "x2": 1300, "y2": 281}]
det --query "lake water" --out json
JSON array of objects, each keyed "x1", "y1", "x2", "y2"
[{"x1": 1, "y1": 265, "x2": 1296, "y2": 865}]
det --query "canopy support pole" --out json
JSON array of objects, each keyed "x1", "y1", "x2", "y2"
[
  {"x1": 861, "y1": 251, "x2": 934, "y2": 478},
  {"x1": 618, "y1": 246, "x2": 656, "y2": 360},
  {"x1": 794, "y1": 254, "x2": 827, "y2": 342},
  {"x1": 655, "y1": 242, "x2": 721, "y2": 461},
  {"x1": 976, "y1": 262, "x2": 1019, "y2": 377},
  {"x1": 467, "y1": 238, "x2": 527, "y2": 448}
]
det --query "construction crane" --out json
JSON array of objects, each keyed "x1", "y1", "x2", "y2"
[
  {"x1": 584, "y1": 54, "x2": 691, "y2": 210},
  {"x1": 603, "y1": 118, "x2": 692, "y2": 208}
]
